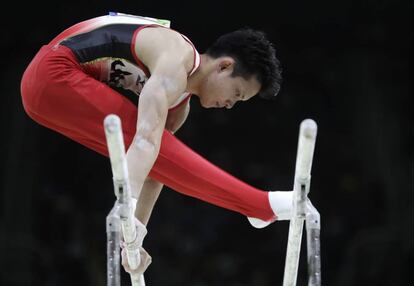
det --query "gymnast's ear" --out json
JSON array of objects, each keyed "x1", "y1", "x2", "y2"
[{"x1": 217, "y1": 57, "x2": 235, "y2": 73}]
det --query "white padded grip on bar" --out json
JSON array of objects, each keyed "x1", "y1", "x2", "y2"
[
  {"x1": 104, "y1": 115, "x2": 129, "y2": 183},
  {"x1": 295, "y1": 119, "x2": 317, "y2": 182}
]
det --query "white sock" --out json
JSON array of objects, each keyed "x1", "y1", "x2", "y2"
[{"x1": 268, "y1": 191, "x2": 293, "y2": 220}]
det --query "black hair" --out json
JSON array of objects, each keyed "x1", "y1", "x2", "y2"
[{"x1": 206, "y1": 28, "x2": 282, "y2": 99}]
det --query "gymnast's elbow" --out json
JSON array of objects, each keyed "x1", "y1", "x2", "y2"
[
  {"x1": 132, "y1": 138, "x2": 156, "y2": 159},
  {"x1": 134, "y1": 121, "x2": 162, "y2": 154},
  {"x1": 134, "y1": 95, "x2": 168, "y2": 153}
]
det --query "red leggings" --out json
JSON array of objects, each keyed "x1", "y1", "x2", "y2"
[{"x1": 20, "y1": 44, "x2": 275, "y2": 221}]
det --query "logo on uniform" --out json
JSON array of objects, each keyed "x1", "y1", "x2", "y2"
[{"x1": 109, "y1": 59, "x2": 148, "y2": 95}]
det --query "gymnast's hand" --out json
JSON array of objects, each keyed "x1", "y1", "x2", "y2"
[
  {"x1": 120, "y1": 242, "x2": 152, "y2": 275},
  {"x1": 120, "y1": 217, "x2": 152, "y2": 275}
]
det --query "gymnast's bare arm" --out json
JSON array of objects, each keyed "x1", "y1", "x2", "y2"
[
  {"x1": 126, "y1": 26, "x2": 194, "y2": 217},
  {"x1": 135, "y1": 100, "x2": 191, "y2": 226}
]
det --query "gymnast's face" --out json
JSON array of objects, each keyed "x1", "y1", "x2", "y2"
[{"x1": 199, "y1": 57, "x2": 261, "y2": 109}]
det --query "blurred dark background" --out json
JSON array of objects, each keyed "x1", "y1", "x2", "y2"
[{"x1": 1, "y1": 0, "x2": 412, "y2": 285}]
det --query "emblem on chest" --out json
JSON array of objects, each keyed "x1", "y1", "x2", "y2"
[{"x1": 108, "y1": 59, "x2": 148, "y2": 94}]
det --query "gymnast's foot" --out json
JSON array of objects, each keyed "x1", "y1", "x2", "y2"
[{"x1": 248, "y1": 191, "x2": 293, "y2": 228}]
